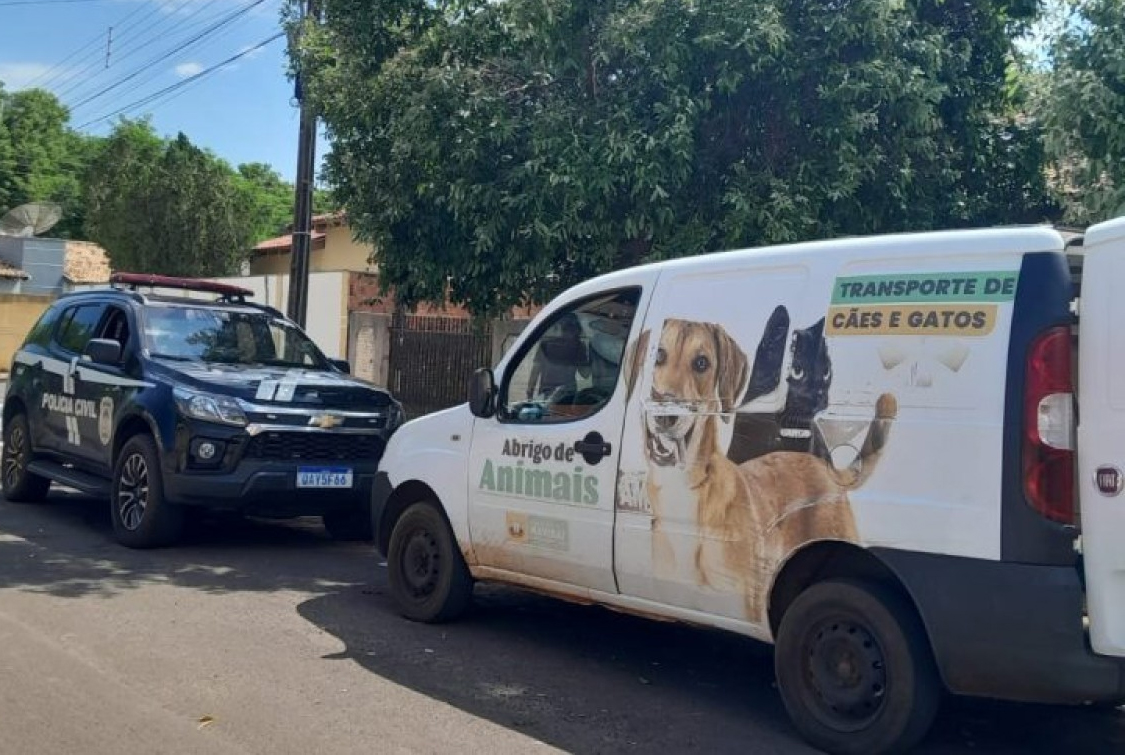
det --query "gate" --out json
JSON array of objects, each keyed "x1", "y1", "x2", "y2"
[{"x1": 388, "y1": 315, "x2": 493, "y2": 419}]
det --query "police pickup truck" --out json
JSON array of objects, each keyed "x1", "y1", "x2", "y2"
[{"x1": 2, "y1": 273, "x2": 402, "y2": 548}]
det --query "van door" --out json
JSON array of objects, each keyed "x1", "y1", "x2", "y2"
[
  {"x1": 467, "y1": 287, "x2": 644, "y2": 593},
  {"x1": 614, "y1": 262, "x2": 815, "y2": 630},
  {"x1": 1077, "y1": 215, "x2": 1125, "y2": 658}
]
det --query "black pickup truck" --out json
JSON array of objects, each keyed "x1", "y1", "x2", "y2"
[{"x1": 2, "y1": 273, "x2": 403, "y2": 548}]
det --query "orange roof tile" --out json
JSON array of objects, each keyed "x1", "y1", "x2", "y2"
[
  {"x1": 0, "y1": 259, "x2": 28, "y2": 280},
  {"x1": 252, "y1": 231, "x2": 327, "y2": 253},
  {"x1": 64, "y1": 240, "x2": 111, "y2": 284}
]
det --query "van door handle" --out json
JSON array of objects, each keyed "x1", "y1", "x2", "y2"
[{"x1": 574, "y1": 432, "x2": 612, "y2": 465}]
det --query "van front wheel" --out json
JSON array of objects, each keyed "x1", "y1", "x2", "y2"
[
  {"x1": 775, "y1": 579, "x2": 940, "y2": 755},
  {"x1": 386, "y1": 501, "x2": 472, "y2": 623}
]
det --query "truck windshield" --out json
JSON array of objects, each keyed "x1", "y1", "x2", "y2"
[{"x1": 142, "y1": 305, "x2": 328, "y2": 368}]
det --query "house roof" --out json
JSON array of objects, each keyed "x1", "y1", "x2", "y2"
[
  {"x1": 64, "y1": 240, "x2": 111, "y2": 284},
  {"x1": 310, "y1": 211, "x2": 348, "y2": 230},
  {"x1": 0, "y1": 259, "x2": 29, "y2": 280},
  {"x1": 252, "y1": 231, "x2": 327, "y2": 254}
]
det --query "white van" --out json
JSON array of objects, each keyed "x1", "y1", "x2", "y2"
[{"x1": 370, "y1": 217, "x2": 1125, "y2": 754}]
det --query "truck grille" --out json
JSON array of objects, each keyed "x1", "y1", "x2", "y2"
[{"x1": 245, "y1": 432, "x2": 384, "y2": 462}]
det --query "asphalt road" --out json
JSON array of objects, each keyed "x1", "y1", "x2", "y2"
[{"x1": 1, "y1": 490, "x2": 1122, "y2": 755}]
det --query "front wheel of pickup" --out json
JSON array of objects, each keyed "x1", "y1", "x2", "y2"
[
  {"x1": 387, "y1": 500, "x2": 472, "y2": 623},
  {"x1": 110, "y1": 435, "x2": 184, "y2": 549}
]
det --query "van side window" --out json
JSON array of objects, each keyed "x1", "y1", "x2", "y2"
[{"x1": 500, "y1": 288, "x2": 640, "y2": 423}]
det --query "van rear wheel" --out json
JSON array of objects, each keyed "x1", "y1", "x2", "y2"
[
  {"x1": 387, "y1": 500, "x2": 472, "y2": 623},
  {"x1": 775, "y1": 579, "x2": 940, "y2": 755}
]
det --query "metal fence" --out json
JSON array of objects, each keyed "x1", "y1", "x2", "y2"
[{"x1": 388, "y1": 315, "x2": 493, "y2": 420}]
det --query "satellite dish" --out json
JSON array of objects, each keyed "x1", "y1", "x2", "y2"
[{"x1": 0, "y1": 202, "x2": 62, "y2": 237}]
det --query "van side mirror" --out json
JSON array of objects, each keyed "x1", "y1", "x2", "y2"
[
  {"x1": 330, "y1": 358, "x2": 351, "y2": 374},
  {"x1": 85, "y1": 338, "x2": 122, "y2": 365},
  {"x1": 468, "y1": 368, "x2": 496, "y2": 418}
]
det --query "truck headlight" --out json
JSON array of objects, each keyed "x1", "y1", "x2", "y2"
[
  {"x1": 388, "y1": 400, "x2": 405, "y2": 429},
  {"x1": 173, "y1": 388, "x2": 248, "y2": 427}
]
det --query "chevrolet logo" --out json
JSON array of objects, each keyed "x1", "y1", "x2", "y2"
[{"x1": 308, "y1": 414, "x2": 345, "y2": 429}]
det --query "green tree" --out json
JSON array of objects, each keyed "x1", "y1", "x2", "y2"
[
  {"x1": 0, "y1": 84, "x2": 13, "y2": 212},
  {"x1": 292, "y1": 0, "x2": 1052, "y2": 316},
  {"x1": 1038, "y1": 0, "x2": 1125, "y2": 224},
  {"x1": 0, "y1": 86, "x2": 94, "y2": 237},
  {"x1": 234, "y1": 161, "x2": 296, "y2": 242},
  {"x1": 85, "y1": 121, "x2": 254, "y2": 277}
]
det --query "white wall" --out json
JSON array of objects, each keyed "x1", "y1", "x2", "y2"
[
  {"x1": 212, "y1": 272, "x2": 347, "y2": 359},
  {"x1": 77, "y1": 272, "x2": 349, "y2": 360}
]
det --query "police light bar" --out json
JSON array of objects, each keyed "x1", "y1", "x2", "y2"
[{"x1": 109, "y1": 272, "x2": 254, "y2": 300}]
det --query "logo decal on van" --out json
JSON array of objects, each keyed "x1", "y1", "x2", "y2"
[
  {"x1": 828, "y1": 271, "x2": 1017, "y2": 337},
  {"x1": 1095, "y1": 465, "x2": 1123, "y2": 496},
  {"x1": 479, "y1": 439, "x2": 599, "y2": 505},
  {"x1": 505, "y1": 512, "x2": 569, "y2": 550}
]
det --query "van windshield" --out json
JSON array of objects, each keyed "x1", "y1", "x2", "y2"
[{"x1": 142, "y1": 305, "x2": 328, "y2": 369}]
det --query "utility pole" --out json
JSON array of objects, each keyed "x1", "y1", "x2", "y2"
[{"x1": 287, "y1": 0, "x2": 317, "y2": 328}]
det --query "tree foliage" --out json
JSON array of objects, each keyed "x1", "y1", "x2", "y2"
[
  {"x1": 0, "y1": 86, "x2": 94, "y2": 237},
  {"x1": 294, "y1": 0, "x2": 1053, "y2": 316},
  {"x1": 234, "y1": 161, "x2": 297, "y2": 243},
  {"x1": 0, "y1": 82, "x2": 323, "y2": 262},
  {"x1": 1038, "y1": 0, "x2": 1125, "y2": 224},
  {"x1": 85, "y1": 121, "x2": 255, "y2": 277}
]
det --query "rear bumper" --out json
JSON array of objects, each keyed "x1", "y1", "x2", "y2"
[
  {"x1": 164, "y1": 460, "x2": 378, "y2": 517},
  {"x1": 873, "y1": 548, "x2": 1125, "y2": 705}
]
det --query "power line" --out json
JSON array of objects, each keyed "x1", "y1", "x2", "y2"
[
  {"x1": 34, "y1": 0, "x2": 183, "y2": 92},
  {"x1": 57, "y1": 0, "x2": 230, "y2": 108},
  {"x1": 70, "y1": 13, "x2": 250, "y2": 116},
  {"x1": 25, "y1": 28, "x2": 111, "y2": 89},
  {"x1": 0, "y1": 0, "x2": 110, "y2": 6},
  {"x1": 65, "y1": 0, "x2": 270, "y2": 112},
  {"x1": 54, "y1": 0, "x2": 215, "y2": 101},
  {"x1": 74, "y1": 32, "x2": 285, "y2": 130}
]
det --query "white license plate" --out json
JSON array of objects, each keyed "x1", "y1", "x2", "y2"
[{"x1": 297, "y1": 467, "x2": 353, "y2": 489}]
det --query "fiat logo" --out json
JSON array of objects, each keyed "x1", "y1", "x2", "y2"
[{"x1": 1095, "y1": 465, "x2": 1123, "y2": 497}]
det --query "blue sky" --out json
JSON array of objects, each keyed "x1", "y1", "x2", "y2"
[{"x1": 0, "y1": 0, "x2": 320, "y2": 181}]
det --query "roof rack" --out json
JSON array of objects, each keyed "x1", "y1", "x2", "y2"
[{"x1": 109, "y1": 272, "x2": 255, "y2": 303}]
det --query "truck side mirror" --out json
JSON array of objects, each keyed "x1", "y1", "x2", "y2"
[
  {"x1": 85, "y1": 338, "x2": 122, "y2": 365},
  {"x1": 468, "y1": 368, "x2": 496, "y2": 418},
  {"x1": 330, "y1": 358, "x2": 351, "y2": 374}
]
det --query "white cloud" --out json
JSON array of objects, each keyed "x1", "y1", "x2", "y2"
[
  {"x1": 0, "y1": 62, "x2": 56, "y2": 91},
  {"x1": 174, "y1": 62, "x2": 204, "y2": 78}
]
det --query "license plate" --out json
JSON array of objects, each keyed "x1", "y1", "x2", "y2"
[{"x1": 297, "y1": 467, "x2": 353, "y2": 489}]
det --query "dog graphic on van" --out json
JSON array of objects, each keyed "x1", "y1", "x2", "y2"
[{"x1": 631, "y1": 317, "x2": 897, "y2": 622}]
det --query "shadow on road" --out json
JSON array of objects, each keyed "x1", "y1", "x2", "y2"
[
  {"x1": 0, "y1": 489, "x2": 378, "y2": 598},
  {"x1": 297, "y1": 583, "x2": 1125, "y2": 755},
  {"x1": 2, "y1": 490, "x2": 1122, "y2": 754}
]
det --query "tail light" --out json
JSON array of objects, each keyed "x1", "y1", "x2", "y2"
[{"x1": 1023, "y1": 326, "x2": 1076, "y2": 524}]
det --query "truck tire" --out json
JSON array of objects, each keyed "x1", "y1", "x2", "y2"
[
  {"x1": 775, "y1": 578, "x2": 941, "y2": 755},
  {"x1": 387, "y1": 500, "x2": 472, "y2": 623},
  {"x1": 2, "y1": 413, "x2": 50, "y2": 503},
  {"x1": 110, "y1": 434, "x2": 184, "y2": 548}
]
